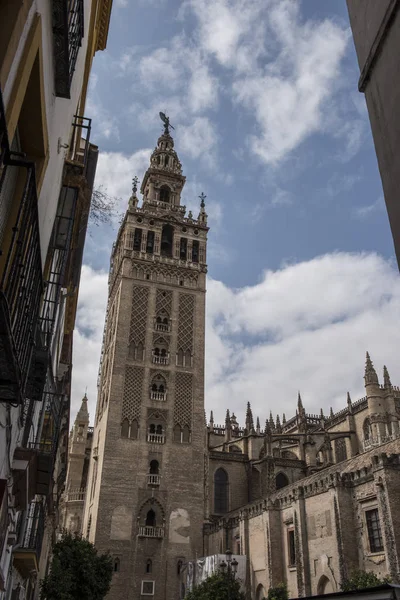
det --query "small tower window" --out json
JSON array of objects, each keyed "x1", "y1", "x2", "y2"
[
  {"x1": 114, "y1": 557, "x2": 120, "y2": 572},
  {"x1": 121, "y1": 419, "x2": 129, "y2": 438},
  {"x1": 276, "y1": 472, "x2": 289, "y2": 490},
  {"x1": 133, "y1": 228, "x2": 143, "y2": 251},
  {"x1": 146, "y1": 231, "x2": 155, "y2": 254},
  {"x1": 146, "y1": 559, "x2": 152, "y2": 574},
  {"x1": 160, "y1": 185, "x2": 171, "y2": 203},
  {"x1": 150, "y1": 460, "x2": 159, "y2": 474},
  {"x1": 177, "y1": 560, "x2": 183, "y2": 575},
  {"x1": 161, "y1": 224, "x2": 174, "y2": 256},
  {"x1": 192, "y1": 240, "x2": 199, "y2": 263},
  {"x1": 180, "y1": 238, "x2": 187, "y2": 260},
  {"x1": 164, "y1": 155, "x2": 169, "y2": 166},
  {"x1": 146, "y1": 509, "x2": 156, "y2": 527}
]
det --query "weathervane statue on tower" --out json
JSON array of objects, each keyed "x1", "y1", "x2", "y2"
[{"x1": 159, "y1": 111, "x2": 175, "y2": 136}]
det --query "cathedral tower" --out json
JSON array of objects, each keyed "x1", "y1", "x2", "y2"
[{"x1": 82, "y1": 120, "x2": 208, "y2": 600}]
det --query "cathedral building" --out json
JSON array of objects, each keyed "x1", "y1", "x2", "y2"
[{"x1": 64, "y1": 124, "x2": 400, "y2": 600}]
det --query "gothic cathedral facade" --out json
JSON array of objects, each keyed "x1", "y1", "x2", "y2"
[{"x1": 81, "y1": 125, "x2": 208, "y2": 600}]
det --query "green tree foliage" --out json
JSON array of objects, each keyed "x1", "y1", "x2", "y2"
[
  {"x1": 185, "y1": 571, "x2": 245, "y2": 600},
  {"x1": 40, "y1": 532, "x2": 113, "y2": 600},
  {"x1": 341, "y1": 570, "x2": 390, "y2": 592},
  {"x1": 267, "y1": 582, "x2": 289, "y2": 600}
]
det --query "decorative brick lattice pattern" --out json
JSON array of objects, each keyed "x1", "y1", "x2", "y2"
[
  {"x1": 174, "y1": 372, "x2": 193, "y2": 427},
  {"x1": 177, "y1": 294, "x2": 194, "y2": 352},
  {"x1": 129, "y1": 286, "x2": 149, "y2": 346},
  {"x1": 122, "y1": 366, "x2": 144, "y2": 422},
  {"x1": 156, "y1": 288, "x2": 172, "y2": 316}
]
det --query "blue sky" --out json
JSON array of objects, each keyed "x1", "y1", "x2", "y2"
[{"x1": 71, "y1": 0, "x2": 400, "y2": 427}]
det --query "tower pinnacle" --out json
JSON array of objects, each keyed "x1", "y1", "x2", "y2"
[
  {"x1": 383, "y1": 365, "x2": 392, "y2": 388},
  {"x1": 364, "y1": 351, "x2": 379, "y2": 386}
]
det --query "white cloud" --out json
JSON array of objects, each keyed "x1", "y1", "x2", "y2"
[
  {"x1": 94, "y1": 149, "x2": 152, "y2": 212},
  {"x1": 178, "y1": 117, "x2": 218, "y2": 162},
  {"x1": 354, "y1": 197, "x2": 384, "y2": 219},
  {"x1": 71, "y1": 253, "x2": 400, "y2": 429},
  {"x1": 71, "y1": 266, "x2": 109, "y2": 422}
]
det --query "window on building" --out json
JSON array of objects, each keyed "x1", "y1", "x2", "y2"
[
  {"x1": 287, "y1": 529, "x2": 296, "y2": 566},
  {"x1": 177, "y1": 560, "x2": 183, "y2": 575},
  {"x1": 141, "y1": 581, "x2": 155, "y2": 596},
  {"x1": 214, "y1": 468, "x2": 229, "y2": 513},
  {"x1": 276, "y1": 472, "x2": 289, "y2": 490},
  {"x1": 133, "y1": 228, "x2": 142, "y2": 250},
  {"x1": 146, "y1": 231, "x2": 155, "y2": 254},
  {"x1": 146, "y1": 510, "x2": 156, "y2": 527},
  {"x1": 192, "y1": 240, "x2": 199, "y2": 263},
  {"x1": 363, "y1": 418, "x2": 371, "y2": 441},
  {"x1": 180, "y1": 238, "x2": 187, "y2": 260},
  {"x1": 146, "y1": 559, "x2": 152, "y2": 574},
  {"x1": 121, "y1": 419, "x2": 129, "y2": 438},
  {"x1": 130, "y1": 419, "x2": 138, "y2": 440},
  {"x1": 334, "y1": 438, "x2": 347, "y2": 463},
  {"x1": 114, "y1": 557, "x2": 120, "y2": 572},
  {"x1": 182, "y1": 425, "x2": 190, "y2": 443},
  {"x1": 174, "y1": 424, "x2": 182, "y2": 443},
  {"x1": 159, "y1": 185, "x2": 171, "y2": 203},
  {"x1": 365, "y1": 508, "x2": 384, "y2": 553},
  {"x1": 150, "y1": 460, "x2": 159, "y2": 474},
  {"x1": 161, "y1": 224, "x2": 174, "y2": 256},
  {"x1": 164, "y1": 155, "x2": 169, "y2": 167},
  {"x1": 177, "y1": 349, "x2": 184, "y2": 366}
]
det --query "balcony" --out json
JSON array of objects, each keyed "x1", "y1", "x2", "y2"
[
  {"x1": 152, "y1": 355, "x2": 169, "y2": 365},
  {"x1": 147, "y1": 474, "x2": 161, "y2": 486},
  {"x1": 66, "y1": 115, "x2": 92, "y2": 175},
  {"x1": 147, "y1": 433, "x2": 165, "y2": 444},
  {"x1": 0, "y1": 155, "x2": 44, "y2": 404},
  {"x1": 150, "y1": 391, "x2": 166, "y2": 401},
  {"x1": 52, "y1": 0, "x2": 84, "y2": 98},
  {"x1": 13, "y1": 499, "x2": 45, "y2": 577},
  {"x1": 155, "y1": 322, "x2": 170, "y2": 333},
  {"x1": 138, "y1": 526, "x2": 164, "y2": 539},
  {"x1": 65, "y1": 488, "x2": 86, "y2": 502}
]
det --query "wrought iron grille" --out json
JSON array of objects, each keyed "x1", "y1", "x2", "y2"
[
  {"x1": 20, "y1": 499, "x2": 45, "y2": 554},
  {"x1": 68, "y1": 0, "x2": 84, "y2": 82},
  {"x1": 0, "y1": 166, "x2": 43, "y2": 396},
  {"x1": 52, "y1": 0, "x2": 84, "y2": 98},
  {"x1": 67, "y1": 115, "x2": 92, "y2": 173},
  {"x1": 39, "y1": 186, "x2": 77, "y2": 347}
]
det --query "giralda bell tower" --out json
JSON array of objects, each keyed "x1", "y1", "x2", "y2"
[{"x1": 82, "y1": 117, "x2": 208, "y2": 600}]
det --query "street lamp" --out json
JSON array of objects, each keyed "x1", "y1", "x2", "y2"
[{"x1": 220, "y1": 549, "x2": 238, "y2": 599}]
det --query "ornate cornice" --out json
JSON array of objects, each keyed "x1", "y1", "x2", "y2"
[{"x1": 96, "y1": 0, "x2": 113, "y2": 51}]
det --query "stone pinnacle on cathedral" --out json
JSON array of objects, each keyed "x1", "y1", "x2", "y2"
[
  {"x1": 383, "y1": 365, "x2": 392, "y2": 388},
  {"x1": 364, "y1": 351, "x2": 379, "y2": 386},
  {"x1": 256, "y1": 416, "x2": 260, "y2": 434},
  {"x1": 245, "y1": 402, "x2": 254, "y2": 432},
  {"x1": 76, "y1": 392, "x2": 89, "y2": 422},
  {"x1": 276, "y1": 414, "x2": 282, "y2": 433}
]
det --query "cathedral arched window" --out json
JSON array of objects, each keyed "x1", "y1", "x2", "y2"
[
  {"x1": 363, "y1": 418, "x2": 371, "y2": 441},
  {"x1": 146, "y1": 559, "x2": 152, "y2": 574},
  {"x1": 160, "y1": 185, "x2": 171, "y2": 203},
  {"x1": 121, "y1": 418, "x2": 129, "y2": 438},
  {"x1": 174, "y1": 424, "x2": 182, "y2": 443},
  {"x1": 214, "y1": 468, "x2": 229, "y2": 514},
  {"x1": 182, "y1": 425, "x2": 190, "y2": 443},
  {"x1": 334, "y1": 438, "x2": 347, "y2": 463},
  {"x1": 161, "y1": 224, "x2": 174, "y2": 256},
  {"x1": 150, "y1": 460, "x2": 159, "y2": 474},
  {"x1": 275, "y1": 472, "x2": 289, "y2": 490}
]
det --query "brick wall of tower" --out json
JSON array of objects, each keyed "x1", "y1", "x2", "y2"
[{"x1": 82, "y1": 156, "x2": 209, "y2": 600}]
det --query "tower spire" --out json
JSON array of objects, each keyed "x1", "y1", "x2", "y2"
[
  {"x1": 364, "y1": 351, "x2": 379, "y2": 386},
  {"x1": 245, "y1": 402, "x2": 254, "y2": 432},
  {"x1": 76, "y1": 392, "x2": 89, "y2": 423},
  {"x1": 383, "y1": 365, "x2": 392, "y2": 388}
]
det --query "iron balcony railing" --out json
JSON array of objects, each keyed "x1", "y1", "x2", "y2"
[
  {"x1": 147, "y1": 433, "x2": 165, "y2": 444},
  {"x1": 67, "y1": 115, "x2": 92, "y2": 173},
  {"x1": 150, "y1": 391, "x2": 166, "y2": 401},
  {"x1": 20, "y1": 499, "x2": 45, "y2": 555}
]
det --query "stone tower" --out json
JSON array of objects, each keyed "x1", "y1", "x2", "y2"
[
  {"x1": 62, "y1": 393, "x2": 91, "y2": 534},
  {"x1": 82, "y1": 120, "x2": 208, "y2": 600}
]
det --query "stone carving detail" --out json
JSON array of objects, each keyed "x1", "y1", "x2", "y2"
[
  {"x1": 129, "y1": 286, "x2": 149, "y2": 346},
  {"x1": 174, "y1": 372, "x2": 193, "y2": 427},
  {"x1": 122, "y1": 366, "x2": 144, "y2": 422},
  {"x1": 177, "y1": 294, "x2": 195, "y2": 352},
  {"x1": 156, "y1": 288, "x2": 172, "y2": 315}
]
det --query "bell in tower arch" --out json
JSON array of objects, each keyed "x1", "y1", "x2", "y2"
[{"x1": 161, "y1": 224, "x2": 174, "y2": 257}]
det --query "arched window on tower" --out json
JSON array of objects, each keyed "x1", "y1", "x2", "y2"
[
  {"x1": 174, "y1": 424, "x2": 182, "y2": 443},
  {"x1": 114, "y1": 557, "x2": 120, "y2": 572},
  {"x1": 182, "y1": 425, "x2": 190, "y2": 443},
  {"x1": 146, "y1": 559, "x2": 152, "y2": 574},
  {"x1": 161, "y1": 224, "x2": 174, "y2": 256},
  {"x1": 214, "y1": 468, "x2": 229, "y2": 514},
  {"x1": 160, "y1": 185, "x2": 171, "y2": 203},
  {"x1": 363, "y1": 418, "x2": 372, "y2": 442},
  {"x1": 121, "y1": 419, "x2": 129, "y2": 438},
  {"x1": 177, "y1": 349, "x2": 184, "y2": 366},
  {"x1": 164, "y1": 155, "x2": 169, "y2": 167},
  {"x1": 275, "y1": 472, "x2": 289, "y2": 490},
  {"x1": 130, "y1": 419, "x2": 138, "y2": 440},
  {"x1": 150, "y1": 460, "x2": 159, "y2": 474},
  {"x1": 145, "y1": 509, "x2": 156, "y2": 527},
  {"x1": 150, "y1": 374, "x2": 167, "y2": 400}
]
